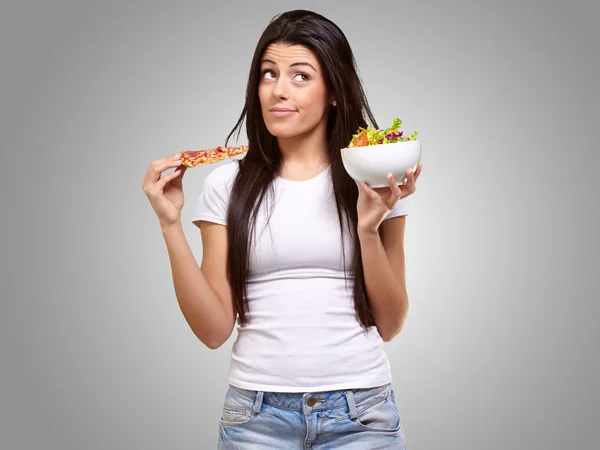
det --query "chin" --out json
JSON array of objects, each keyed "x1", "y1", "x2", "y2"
[{"x1": 264, "y1": 122, "x2": 301, "y2": 139}]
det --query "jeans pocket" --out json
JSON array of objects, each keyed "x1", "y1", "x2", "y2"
[
  {"x1": 354, "y1": 387, "x2": 402, "y2": 433},
  {"x1": 219, "y1": 387, "x2": 258, "y2": 427}
]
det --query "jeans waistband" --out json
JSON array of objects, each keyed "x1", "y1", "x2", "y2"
[{"x1": 228, "y1": 383, "x2": 392, "y2": 416}]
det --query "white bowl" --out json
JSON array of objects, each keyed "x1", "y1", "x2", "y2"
[{"x1": 341, "y1": 140, "x2": 421, "y2": 188}]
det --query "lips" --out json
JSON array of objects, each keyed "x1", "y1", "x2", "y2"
[{"x1": 269, "y1": 108, "x2": 297, "y2": 118}]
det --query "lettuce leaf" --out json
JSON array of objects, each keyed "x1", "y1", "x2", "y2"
[{"x1": 347, "y1": 117, "x2": 417, "y2": 147}]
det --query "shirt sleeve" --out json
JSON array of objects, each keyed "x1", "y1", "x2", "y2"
[
  {"x1": 384, "y1": 195, "x2": 409, "y2": 220},
  {"x1": 190, "y1": 164, "x2": 233, "y2": 227}
]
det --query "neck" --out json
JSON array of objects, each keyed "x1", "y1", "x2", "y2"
[{"x1": 276, "y1": 122, "x2": 330, "y2": 170}]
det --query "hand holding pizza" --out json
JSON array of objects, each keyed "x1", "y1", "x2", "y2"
[
  {"x1": 355, "y1": 162, "x2": 423, "y2": 234},
  {"x1": 141, "y1": 145, "x2": 248, "y2": 228},
  {"x1": 142, "y1": 153, "x2": 187, "y2": 228}
]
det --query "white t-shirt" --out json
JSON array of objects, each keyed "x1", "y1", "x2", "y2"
[{"x1": 191, "y1": 159, "x2": 408, "y2": 393}]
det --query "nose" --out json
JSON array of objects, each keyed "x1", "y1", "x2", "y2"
[{"x1": 271, "y1": 78, "x2": 289, "y2": 100}]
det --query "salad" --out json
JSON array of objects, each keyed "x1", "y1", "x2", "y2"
[{"x1": 347, "y1": 117, "x2": 419, "y2": 147}]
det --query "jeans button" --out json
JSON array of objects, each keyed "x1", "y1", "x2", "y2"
[{"x1": 307, "y1": 397, "x2": 317, "y2": 407}]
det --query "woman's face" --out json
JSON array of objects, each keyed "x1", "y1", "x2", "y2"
[{"x1": 258, "y1": 42, "x2": 333, "y2": 140}]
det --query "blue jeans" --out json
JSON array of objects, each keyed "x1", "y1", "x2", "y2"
[{"x1": 217, "y1": 383, "x2": 407, "y2": 449}]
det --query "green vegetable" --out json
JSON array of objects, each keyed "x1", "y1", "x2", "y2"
[{"x1": 347, "y1": 117, "x2": 419, "y2": 147}]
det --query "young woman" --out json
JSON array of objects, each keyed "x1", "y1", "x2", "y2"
[{"x1": 142, "y1": 9, "x2": 422, "y2": 449}]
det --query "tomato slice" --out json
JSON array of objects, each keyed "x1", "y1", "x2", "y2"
[{"x1": 354, "y1": 134, "x2": 369, "y2": 147}]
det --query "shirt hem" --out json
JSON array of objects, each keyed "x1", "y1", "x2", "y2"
[
  {"x1": 191, "y1": 215, "x2": 226, "y2": 226},
  {"x1": 384, "y1": 210, "x2": 408, "y2": 220},
  {"x1": 227, "y1": 374, "x2": 392, "y2": 393}
]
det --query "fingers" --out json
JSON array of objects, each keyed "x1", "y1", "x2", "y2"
[
  {"x1": 413, "y1": 162, "x2": 423, "y2": 180},
  {"x1": 149, "y1": 153, "x2": 182, "y2": 180},
  {"x1": 358, "y1": 180, "x2": 387, "y2": 205},
  {"x1": 170, "y1": 164, "x2": 187, "y2": 187},
  {"x1": 386, "y1": 173, "x2": 403, "y2": 208},
  {"x1": 357, "y1": 164, "x2": 423, "y2": 212},
  {"x1": 409, "y1": 165, "x2": 421, "y2": 186},
  {"x1": 142, "y1": 153, "x2": 182, "y2": 191},
  {"x1": 156, "y1": 166, "x2": 185, "y2": 191},
  {"x1": 418, "y1": 163, "x2": 423, "y2": 178},
  {"x1": 401, "y1": 164, "x2": 421, "y2": 196},
  {"x1": 403, "y1": 169, "x2": 415, "y2": 194}
]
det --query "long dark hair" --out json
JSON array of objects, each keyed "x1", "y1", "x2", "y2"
[{"x1": 223, "y1": 10, "x2": 380, "y2": 331}]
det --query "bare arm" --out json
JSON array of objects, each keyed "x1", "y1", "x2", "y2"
[
  {"x1": 161, "y1": 222, "x2": 236, "y2": 349},
  {"x1": 359, "y1": 215, "x2": 409, "y2": 342}
]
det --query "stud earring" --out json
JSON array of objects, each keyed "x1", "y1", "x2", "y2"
[{"x1": 332, "y1": 101, "x2": 337, "y2": 106}]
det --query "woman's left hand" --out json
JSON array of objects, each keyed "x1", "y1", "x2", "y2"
[{"x1": 356, "y1": 162, "x2": 423, "y2": 234}]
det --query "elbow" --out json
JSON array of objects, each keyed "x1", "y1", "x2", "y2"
[
  {"x1": 376, "y1": 319, "x2": 399, "y2": 342},
  {"x1": 379, "y1": 309, "x2": 409, "y2": 342},
  {"x1": 189, "y1": 314, "x2": 233, "y2": 350},
  {"x1": 205, "y1": 340, "x2": 224, "y2": 350},
  {"x1": 203, "y1": 335, "x2": 227, "y2": 350},
  {"x1": 381, "y1": 328, "x2": 400, "y2": 342},
  {"x1": 195, "y1": 329, "x2": 229, "y2": 350}
]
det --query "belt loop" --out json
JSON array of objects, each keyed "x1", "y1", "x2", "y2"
[
  {"x1": 252, "y1": 391, "x2": 264, "y2": 414},
  {"x1": 344, "y1": 390, "x2": 358, "y2": 420}
]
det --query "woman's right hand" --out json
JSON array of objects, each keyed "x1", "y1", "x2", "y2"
[{"x1": 142, "y1": 153, "x2": 188, "y2": 228}]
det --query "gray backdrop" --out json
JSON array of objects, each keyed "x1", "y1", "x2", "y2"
[{"x1": 1, "y1": 0, "x2": 598, "y2": 449}]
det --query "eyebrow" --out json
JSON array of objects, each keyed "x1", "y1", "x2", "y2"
[{"x1": 261, "y1": 58, "x2": 317, "y2": 72}]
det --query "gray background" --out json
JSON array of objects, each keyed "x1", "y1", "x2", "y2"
[{"x1": 1, "y1": 0, "x2": 598, "y2": 449}]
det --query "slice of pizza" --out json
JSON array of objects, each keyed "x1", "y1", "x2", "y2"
[
  {"x1": 226, "y1": 145, "x2": 248, "y2": 158},
  {"x1": 179, "y1": 145, "x2": 248, "y2": 168}
]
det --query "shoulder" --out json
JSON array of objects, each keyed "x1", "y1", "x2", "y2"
[
  {"x1": 200, "y1": 160, "x2": 241, "y2": 197},
  {"x1": 191, "y1": 160, "x2": 241, "y2": 226},
  {"x1": 203, "y1": 159, "x2": 240, "y2": 186}
]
